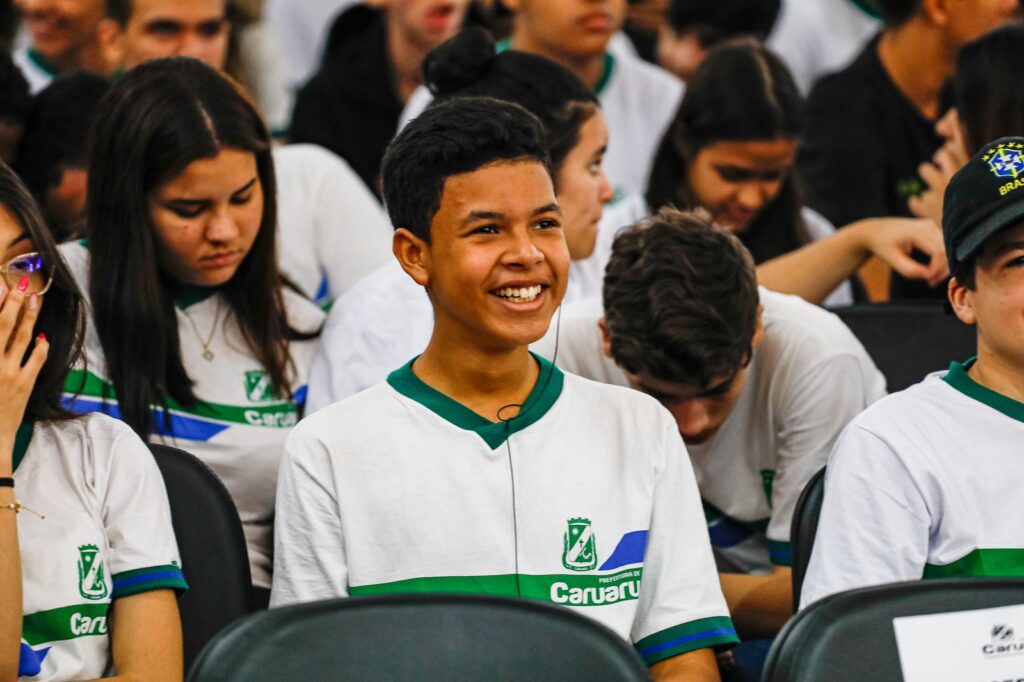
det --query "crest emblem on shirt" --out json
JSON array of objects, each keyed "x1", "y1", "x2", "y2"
[
  {"x1": 984, "y1": 142, "x2": 1024, "y2": 179},
  {"x1": 244, "y1": 370, "x2": 276, "y2": 403},
  {"x1": 77, "y1": 544, "x2": 108, "y2": 600},
  {"x1": 562, "y1": 518, "x2": 598, "y2": 571}
]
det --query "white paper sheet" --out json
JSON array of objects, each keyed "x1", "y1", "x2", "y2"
[{"x1": 893, "y1": 603, "x2": 1024, "y2": 682}]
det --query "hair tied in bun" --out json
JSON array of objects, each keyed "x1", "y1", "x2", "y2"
[{"x1": 424, "y1": 27, "x2": 498, "y2": 96}]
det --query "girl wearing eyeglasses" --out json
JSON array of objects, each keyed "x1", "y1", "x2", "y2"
[
  {"x1": 0, "y1": 162, "x2": 186, "y2": 681},
  {"x1": 60, "y1": 58, "x2": 323, "y2": 607},
  {"x1": 648, "y1": 41, "x2": 949, "y2": 306}
]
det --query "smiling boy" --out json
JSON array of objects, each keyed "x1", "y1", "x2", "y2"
[
  {"x1": 801, "y1": 136, "x2": 1024, "y2": 606},
  {"x1": 271, "y1": 97, "x2": 735, "y2": 680}
]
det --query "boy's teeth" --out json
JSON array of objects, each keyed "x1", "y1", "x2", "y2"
[{"x1": 495, "y1": 285, "x2": 542, "y2": 302}]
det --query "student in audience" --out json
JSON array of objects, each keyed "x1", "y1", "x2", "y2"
[
  {"x1": 306, "y1": 28, "x2": 632, "y2": 410},
  {"x1": 62, "y1": 58, "x2": 323, "y2": 605},
  {"x1": 798, "y1": 0, "x2": 1015, "y2": 299},
  {"x1": 12, "y1": 0, "x2": 110, "y2": 91},
  {"x1": 15, "y1": 71, "x2": 110, "y2": 241},
  {"x1": 647, "y1": 40, "x2": 947, "y2": 307},
  {"x1": 0, "y1": 51, "x2": 30, "y2": 165},
  {"x1": 801, "y1": 136, "x2": 1024, "y2": 605},
  {"x1": 94, "y1": 0, "x2": 394, "y2": 304},
  {"x1": 656, "y1": 0, "x2": 780, "y2": 82},
  {"x1": 911, "y1": 24, "x2": 1024, "y2": 226},
  {"x1": 273, "y1": 96, "x2": 736, "y2": 681},
  {"x1": 290, "y1": 0, "x2": 471, "y2": 197},
  {"x1": 401, "y1": 0, "x2": 683, "y2": 200},
  {"x1": 0, "y1": 162, "x2": 187, "y2": 680},
  {"x1": 532, "y1": 208, "x2": 884, "y2": 675}
]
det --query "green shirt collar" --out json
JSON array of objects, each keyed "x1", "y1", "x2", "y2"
[
  {"x1": 26, "y1": 48, "x2": 57, "y2": 77},
  {"x1": 943, "y1": 359, "x2": 1024, "y2": 424},
  {"x1": 495, "y1": 39, "x2": 615, "y2": 96},
  {"x1": 13, "y1": 422, "x2": 33, "y2": 472},
  {"x1": 387, "y1": 353, "x2": 564, "y2": 449},
  {"x1": 175, "y1": 285, "x2": 218, "y2": 310},
  {"x1": 849, "y1": 0, "x2": 882, "y2": 19}
]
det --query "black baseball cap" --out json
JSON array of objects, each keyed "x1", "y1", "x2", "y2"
[{"x1": 943, "y1": 136, "x2": 1024, "y2": 273}]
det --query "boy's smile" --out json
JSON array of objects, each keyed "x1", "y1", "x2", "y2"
[{"x1": 397, "y1": 159, "x2": 569, "y2": 352}]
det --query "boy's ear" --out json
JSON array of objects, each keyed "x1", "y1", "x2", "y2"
[
  {"x1": 97, "y1": 18, "x2": 126, "y2": 69},
  {"x1": 393, "y1": 228, "x2": 431, "y2": 287},
  {"x1": 920, "y1": 0, "x2": 949, "y2": 27},
  {"x1": 598, "y1": 317, "x2": 612, "y2": 358},
  {"x1": 948, "y1": 276, "x2": 977, "y2": 326},
  {"x1": 751, "y1": 304, "x2": 766, "y2": 349}
]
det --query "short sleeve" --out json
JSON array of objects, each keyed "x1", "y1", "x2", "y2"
[
  {"x1": 766, "y1": 353, "x2": 878, "y2": 567},
  {"x1": 799, "y1": 423, "x2": 931, "y2": 608},
  {"x1": 97, "y1": 422, "x2": 188, "y2": 599},
  {"x1": 270, "y1": 424, "x2": 349, "y2": 606},
  {"x1": 630, "y1": 417, "x2": 739, "y2": 666}
]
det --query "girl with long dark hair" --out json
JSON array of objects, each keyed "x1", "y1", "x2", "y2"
[
  {"x1": 650, "y1": 40, "x2": 949, "y2": 305},
  {"x1": 62, "y1": 57, "x2": 323, "y2": 603},
  {"x1": 0, "y1": 162, "x2": 186, "y2": 681}
]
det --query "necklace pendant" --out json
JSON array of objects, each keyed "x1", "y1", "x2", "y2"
[{"x1": 202, "y1": 349, "x2": 214, "y2": 361}]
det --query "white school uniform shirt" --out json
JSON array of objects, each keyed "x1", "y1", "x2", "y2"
[
  {"x1": 273, "y1": 144, "x2": 392, "y2": 306},
  {"x1": 60, "y1": 241, "x2": 324, "y2": 588},
  {"x1": 304, "y1": 194, "x2": 649, "y2": 412},
  {"x1": 399, "y1": 50, "x2": 683, "y2": 200},
  {"x1": 768, "y1": 0, "x2": 879, "y2": 95},
  {"x1": 12, "y1": 44, "x2": 55, "y2": 94},
  {"x1": 801, "y1": 360, "x2": 1024, "y2": 608},
  {"x1": 533, "y1": 289, "x2": 886, "y2": 574},
  {"x1": 272, "y1": 357, "x2": 738, "y2": 665},
  {"x1": 15, "y1": 414, "x2": 186, "y2": 681}
]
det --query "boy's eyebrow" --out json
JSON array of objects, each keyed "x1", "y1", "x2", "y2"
[
  {"x1": 462, "y1": 203, "x2": 561, "y2": 224},
  {"x1": 532, "y1": 203, "x2": 561, "y2": 216},
  {"x1": 993, "y1": 240, "x2": 1024, "y2": 256}
]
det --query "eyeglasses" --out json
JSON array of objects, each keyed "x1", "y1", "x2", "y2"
[{"x1": 0, "y1": 252, "x2": 53, "y2": 295}]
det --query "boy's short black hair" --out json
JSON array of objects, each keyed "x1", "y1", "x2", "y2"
[
  {"x1": 603, "y1": 208, "x2": 760, "y2": 389},
  {"x1": 105, "y1": 0, "x2": 131, "y2": 24},
  {"x1": 381, "y1": 96, "x2": 551, "y2": 242},
  {"x1": 0, "y1": 51, "x2": 30, "y2": 124},
  {"x1": 666, "y1": 0, "x2": 781, "y2": 45},
  {"x1": 874, "y1": 0, "x2": 920, "y2": 26},
  {"x1": 16, "y1": 72, "x2": 111, "y2": 198}
]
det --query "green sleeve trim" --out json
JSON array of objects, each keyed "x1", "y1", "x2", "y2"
[
  {"x1": 634, "y1": 616, "x2": 739, "y2": 665},
  {"x1": 769, "y1": 541, "x2": 793, "y2": 567},
  {"x1": 923, "y1": 548, "x2": 1024, "y2": 579},
  {"x1": 112, "y1": 564, "x2": 188, "y2": 599}
]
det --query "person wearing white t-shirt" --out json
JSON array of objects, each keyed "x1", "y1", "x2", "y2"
[
  {"x1": 61, "y1": 60, "x2": 323, "y2": 606},
  {"x1": 399, "y1": 0, "x2": 682, "y2": 200},
  {"x1": 532, "y1": 209, "x2": 884, "y2": 667},
  {"x1": 0, "y1": 163, "x2": 186, "y2": 681},
  {"x1": 273, "y1": 97, "x2": 735, "y2": 681},
  {"x1": 306, "y1": 29, "x2": 631, "y2": 411},
  {"x1": 801, "y1": 136, "x2": 1024, "y2": 607},
  {"x1": 96, "y1": 0, "x2": 394, "y2": 307}
]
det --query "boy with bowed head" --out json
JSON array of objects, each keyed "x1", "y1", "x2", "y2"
[{"x1": 272, "y1": 96, "x2": 736, "y2": 681}]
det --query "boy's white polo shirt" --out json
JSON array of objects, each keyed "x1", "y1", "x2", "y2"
[
  {"x1": 15, "y1": 414, "x2": 186, "y2": 681},
  {"x1": 534, "y1": 289, "x2": 886, "y2": 574},
  {"x1": 801, "y1": 360, "x2": 1024, "y2": 607},
  {"x1": 60, "y1": 241, "x2": 324, "y2": 588},
  {"x1": 272, "y1": 356, "x2": 737, "y2": 665}
]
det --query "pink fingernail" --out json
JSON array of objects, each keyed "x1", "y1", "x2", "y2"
[
  {"x1": 16, "y1": 276, "x2": 28, "y2": 292},
  {"x1": 37, "y1": 333, "x2": 45, "y2": 342},
  {"x1": 27, "y1": 293, "x2": 38, "y2": 310}
]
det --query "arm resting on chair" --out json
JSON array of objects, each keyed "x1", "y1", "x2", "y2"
[{"x1": 720, "y1": 567, "x2": 792, "y2": 639}]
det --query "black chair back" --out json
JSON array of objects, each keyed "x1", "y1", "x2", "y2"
[
  {"x1": 150, "y1": 444, "x2": 253, "y2": 672},
  {"x1": 187, "y1": 594, "x2": 650, "y2": 682},
  {"x1": 765, "y1": 579, "x2": 1024, "y2": 681},
  {"x1": 790, "y1": 467, "x2": 826, "y2": 610},
  {"x1": 833, "y1": 302, "x2": 975, "y2": 392}
]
